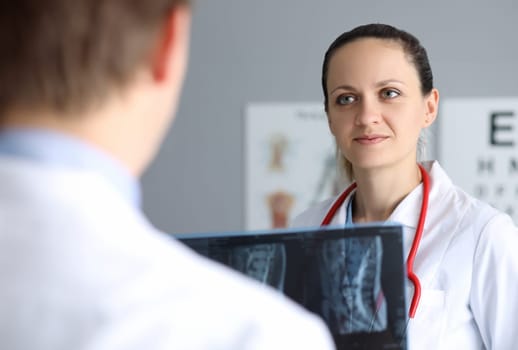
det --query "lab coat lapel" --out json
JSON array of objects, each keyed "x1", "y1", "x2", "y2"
[{"x1": 327, "y1": 192, "x2": 351, "y2": 226}]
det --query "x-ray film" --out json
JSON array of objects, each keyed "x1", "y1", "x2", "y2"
[{"x1": 177, "y1": 224, "x2": 408, "y2": 350}]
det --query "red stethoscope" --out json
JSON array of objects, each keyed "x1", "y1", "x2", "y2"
[{"x1": 320, "y1": 164, "x2": 430, "y2": 319}]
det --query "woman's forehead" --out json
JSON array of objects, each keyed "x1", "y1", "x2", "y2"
[{"x1": 327, "y1": 38, "x2": 419, "y2": 89}]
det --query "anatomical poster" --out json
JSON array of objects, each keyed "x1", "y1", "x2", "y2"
[{"x1": 245, "y1": 103, "x2": 342, "y2": 230}]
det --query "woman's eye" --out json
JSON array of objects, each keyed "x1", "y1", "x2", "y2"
[
  {"x1": 381, "y1": 89, "x2": 400, "y2": 99},
  {"x1": 336, "y1": 95, "x2": 356, "y2": 105}
]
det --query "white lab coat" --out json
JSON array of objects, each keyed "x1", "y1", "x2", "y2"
[
  {"x1": 293, "y1": 160, "x2": 518, "y2": 350},
  {"x1": 0, "y1": 156, "x2": 335, "y2": 350}
]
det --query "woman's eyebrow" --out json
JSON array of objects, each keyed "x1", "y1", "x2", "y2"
[
  {"x1": 375, "y1": 79, "x2": 406, "y2": 87},
  {"x1": 330, "y1": 84, "x2": 356, "y2": 94},
  {"x1": 330, "y1": 79, "x2": 406, "y2": 94}
]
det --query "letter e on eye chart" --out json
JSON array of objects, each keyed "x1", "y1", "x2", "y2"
[{"x1": 439, "y1": 97, "x2": 518, "y2": 223}]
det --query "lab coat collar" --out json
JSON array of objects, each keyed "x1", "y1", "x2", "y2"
[
  {"x1": 0, "y1": 127, "x2": 142, "y2": 208},
  {"x1": 325, "y1": 193, "x2": 349, "y2": 226},
  {"x1": 390, "y1": 160, "x2": 452, "y2": 228},
  {"x1": 388, "y1": 161, "x2": 439, "y2": 229},
  {"x1": 325, "y1": 160, "x2": 451, "y2": 230}
]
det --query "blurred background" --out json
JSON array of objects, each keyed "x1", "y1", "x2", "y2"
[{"x1": 141, "y1": 0, "x2": 518, "y2": 234}]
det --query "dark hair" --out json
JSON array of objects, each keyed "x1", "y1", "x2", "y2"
[
  {"x1": 321, "y1": 23, "x2": 434, "y2": 111},
  {"x1": 322, "y1": 24, "x2": 434, "y2": 181},
  {"x1": 0, "y1": 0, "x2": 190, "y2": 116}
]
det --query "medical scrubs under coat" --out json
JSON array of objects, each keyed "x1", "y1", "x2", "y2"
[{"x1": 293, "y1": 161, "x2": 518, "y2": 350}]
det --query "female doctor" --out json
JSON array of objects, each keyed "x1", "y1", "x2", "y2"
[{"x1": 293, "y1": 23, "x2": 518, "y2": 349}]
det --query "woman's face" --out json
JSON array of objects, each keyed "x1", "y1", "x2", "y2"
[{"x1": 326, "y1": 38, "x2": 438, "y2": 174}]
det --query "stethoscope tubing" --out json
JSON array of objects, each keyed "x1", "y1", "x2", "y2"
[{"x1": 320, "y1": 164, "x2": 430, "y2": 319}]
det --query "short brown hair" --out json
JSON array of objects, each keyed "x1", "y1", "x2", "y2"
[{"x1": 0, "y1": 0, "x2": 190, "y2": 116}]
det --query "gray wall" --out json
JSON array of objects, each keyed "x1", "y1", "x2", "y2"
[{"x1": 141, "y1": 0, "x2": 518, "y2": 234}]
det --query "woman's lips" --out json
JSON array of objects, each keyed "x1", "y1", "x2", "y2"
[{"x1": 354, "y1": 135, "x2": 389, "y2": 145}]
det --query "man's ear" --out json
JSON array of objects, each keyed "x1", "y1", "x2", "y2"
[
  {"x1": 151, "y1": 5, "x2": 191, "y2": 82},
  {"x1": 423, "y1": 88, "x2": 439, "y2": 127}
]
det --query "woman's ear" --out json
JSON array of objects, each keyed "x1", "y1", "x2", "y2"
[{"x1": 423, "y1": 88, "x2": 439, "y2": 127}]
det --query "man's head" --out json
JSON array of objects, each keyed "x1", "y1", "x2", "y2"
[{"x1": 0, "y1": 0, "x2": 191, "y2": 175}]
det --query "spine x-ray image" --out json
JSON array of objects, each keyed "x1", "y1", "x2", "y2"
[
  {"x1": 229, "y1": 243, "x2": 287, "y2": 291},
  {"x1": 178, "y1": 225, "x2": 408, "y2": 349},
  {"x1": 319, "y1": 236, "x2": 387, "y2": 334}
]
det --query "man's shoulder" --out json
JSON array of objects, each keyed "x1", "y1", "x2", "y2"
[
  {"x1": 0, "y1": 158, "x2": 335, "y2": 349},
  {"x1": 128, "y1": 234, "x2": 336, "y2": 349}
]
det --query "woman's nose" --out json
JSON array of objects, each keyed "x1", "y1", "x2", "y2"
[{"x1": 355, "y1": 97, "x2": 381, "y2": 125}]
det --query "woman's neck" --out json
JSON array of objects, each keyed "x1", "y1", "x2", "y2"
[{"x1": 351, "y1": 163, "x2": 422, "y2": 223}]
